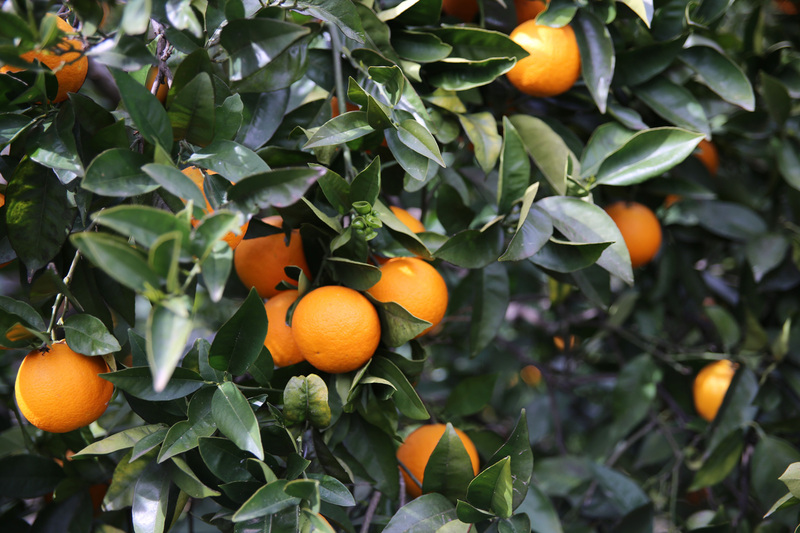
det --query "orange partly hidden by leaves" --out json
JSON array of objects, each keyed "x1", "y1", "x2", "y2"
[
  {"x1": 442, "y1": 0, "x2": 479, "y2": 22},
  {"x1": 506, "y1": 20, "x2": 581, "y2": 98},
  {"x1": 604, "y1": 201, "x2": 663, "y2": 269},
  {"x1": 330, "y1": 95, "x2": 359, "y2": 117},
  {"x1": 234, "y1": 216, "x2": 311, "y2": 298},
  {"x1": 520, "y1": 364, "x2": 542, "y2": 386},
  {"x1": 695, "y1": 138, "x2": 719, "y2": 176},
  {"x1": 145, "y1": 65, "x2": 169, "y2": 105},
  {"x1": 264, "y1": 290, "x2": 304, "y2": 367},
  {"x1": 182, "y1": 166, "x2": 248, "y2": 249},
  {"x1": 396, "y1": 424, "x2": 480, "y2": 498},
  {"x1": 693, "y1": 359, "x2": 737, "y2": 422},
  {"x1": 367, "y1": 257, "x2": 448, "y2": 337},
  {"x1": 553, "y1": 335, "x2": 578, "y2": 351},
  {"x1": 292, "y1": 285, "x2": 381, "y2": 374},
  {"x1": 14, "y1": 341, "x2": 114, "y2": 433},
  {"x1": 390, "y1": 206, "x2": 425, "y2": 233},
  {"x1": 663, "y1": 194, "x2": 682, "y2": 208},
  {"x1": 515, "y1": 0, "x2": 548, "y2": 22},
  {"x1": 775, "y1": 0, "x2": 798, "y2": 14},
  {"x1": 0, "y1": 15, "x2": 88, "y2": 103}
]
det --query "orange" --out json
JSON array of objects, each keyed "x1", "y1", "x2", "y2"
[
  {"x1": 330, "y1": 95, "x2": 359, "y2": 117},
  {"x1": 693, "y1": 359, "x2": 737, "y2": 422},
  {"x1": 520, "y1": 364, "x2": 542, "y2": 386},
  {"x1": 367, "y1": 257, "x2": 448, "y2": 337},
  {"x1": 263, "y1": 290, "x2": 304, "y2": 367},
  {"x1": 0, "y1": 15, "x2": 88, "y2": 103},
  {"x1": 14, "y1": 341, "x2": 114, "y2": 433},
  {"x1": 182, "y1": 166, "x2": 248, "y2": 249},
  {"x1": 604, "y1": 201, "x2": 663, "y2": 269},
  {"x1": 145, "y1": 65, "x2": 169, "y2": 105},
  {"x1": 775, "y1": 0, "x2": 798, "y2": 14},
  {"x1": 695, "y1": 139, "x2": 719, "y2": 176},
  {"x1": 390, "y1": 206, "x2": 425, "y2": 233},
  {"x1": 663, "y1": 194, "x2": 682, "y2": 208},
  {"x1": 506, "y1": 21, "x2": 581, "y2": 98},
  {"x1": 515, "y1": 0, "x2": 548, "y2": 22},
  {"x1": 442, "y1": 0, "x2": 479, "y2": 22},
  {"x1": 234, "y1": 216, "x2": 311, "y2": 298},
  {"x1": 291, "y1": 286, "x2": 381, "y2": 373},
  {"x1": 396, "y1": 424, "x2": 480, "y2": 498},
  {"x1": 553, "y1": 335, "x2": 578, "y2": 351}
]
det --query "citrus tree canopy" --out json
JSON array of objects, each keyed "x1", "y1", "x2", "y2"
[{"x1": 1, "y1": 0, "x2": 800, "y2": 532}]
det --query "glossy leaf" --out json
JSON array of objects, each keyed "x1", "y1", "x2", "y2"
[
  {"x1": 370, "y1": 356, "x2": 430, "y2": 420},
  {"x1": 228, "y1": 167, "x2": 325, "y2": 212},
  {"x1": 209, "y1": 288, "x2": 268, "y2": 375},
  {"x1": 71, "y1": 233, "x2": 161, "y2": 293},
  {"x1": 0, "y1": 455, "x2": 65, "y2": 498},
  {"x1": 689, "y1": 429, "x2": 745, "y2": 491},
  {"x1": 446, "y1": 374, "x2": 498, "y2": 416},
  {"x1": 469, "y1": 263, "x2": 510, "y2": 356},
  {"x1": 212, "y1": 381, "x2": 264, "y2": 460},
  {"x1": 63, "y1": 313, "x2": 121, "y2": 355},
  {"x1": 573, "y1": 10, "x2": 615, "y2": 113},
  {"x1": 284, "y1": 374, "x2": 333, "y2": 428},
  {"x1": 422, "y1": 424, "x2": 477, "y2": 501},
  {"x1": 465, "y1": 457, "x2": 513, "y2": 519},
  {"x1": 83, "y1": 148, "x2": 157, "y2": 197},
  {"x1": 102, "y1": 366, "x2": 204, "y2": 401},
  {"x1": 509, "y1": 115, "x2": 572, "y2": 196},
  {"x1": 132, "y1": 462, "x2": 171, "y2": 533},
  {"x1": 681, "y1": 46, "x2": 755, "y2": 111},
  {"x1": 383, "y1": 493, "x2": 460, "y2": 533},
  {"x1": 168, "y1": 72, "x2": 215, "y2": 146},
  {"x1": 110, "y1": 69, "x2": 172, "y2": 150},
  {"x1": 636, "y1": 78, "x2": 709, "y2": 135},
  {"x1": 232, "y1": 480, "x2": 301, "y2": 522},
  {"x1": 221, "y1": 18, "x2": 311, "y2": 82},
  {"x1": 435, "y1": 223, "x2": 504, "y2": 269},
  {"x1": 458, "y1": 112, "x2": 502, "y2": 174}
]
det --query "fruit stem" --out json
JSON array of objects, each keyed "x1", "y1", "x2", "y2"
[
  {"x1": 46, "y1": 248, "x2": 83, "y2": 340},
  {"x1": 329, "y1": 24, "x2": 355, "y2": 181}
]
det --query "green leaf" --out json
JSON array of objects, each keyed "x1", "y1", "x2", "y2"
[
  {"x1": 395, "y1": 119, "x2": 445, "y2": 167},
  {"x1": 170, "y1": 456, "x2": 221, "y2": 498},
  {"x1": 469, "y1": 263, "x2": 510, "y2": 356},
  {"x1": 383, "y1": 494, "x2": 460, "y2": 533},
  {"x1": 284, "y1": 374, "x2": 332, "y2": 428},
  {"x1": 221, "y1": 18, "x2": 311, "y2": 82},
  {"x1": 349, "y1": 156, "x2": 381, "y2": 206},
  {"x1": 593, "y1": 128, "x2": 705, "y2": 187},
  {"x1": 580, "y1": 122, "x2": 636, "y2": 179},
  {"x1": 83, "y1": 148, "x2": 158, "y2": 197},
  {"x1": 392, "y1": 30, "x2": 452, "y2": 63},
  {"x1": 344, "y1": 417, "x2": 399, "y2": 500},
  {"x1": 369, "y1": 297, "x2": 432, "y2": 347},
  {"x1": 776, "y1": 136, "x2": 800, "y2": 191},
  {"x1": 435, "y1": 223, "x2": 504, "y2": 269},
  {"x1": 198, "y1": 437, "x2": 255, "y2": 483},
  {"x1": 750, "y1": 436, "x2": 800, "y2": 509},
  {"x1": 385, "y1": 127, "x2": 439, "y2": 182},
  {"x1": 188, "y1": 140, "x2": 271, "y2": 181},
  {"x1": 168, "y1": 72, "x2": 215, "y2": 146},
  {"x1": 516, "y1": 484, "x2": 563, "y2": 533},
  {"x1": 92, "y1": 205, "x2": 192, "y2": 258},
  {"x1": 110, "y1": 68, "x2": 172, "y2": 150},
  {"x1": 780, "y1": 463, "x2": 800, "y2": 499},
  {"x1": 327, "y1": 257, "x2": 382, "y2": 292},
  {"x1": 430, "y1": 27, "x2": 528, "y2": 62},
  {"x1": 446, "y1": 374, "x2": 498, "y2": 416},
  {"x1": 666, "y1": 200, "x2": 768, "y2": 241},
  {"x1": 689, "y1": 429, "x2": 745, "y2": 491},
  {"x1": 458, "y1": 113, "x2": 501, "y2": 174},
  {"x1": 101, "y1": 366, "x2": 204, "y2": 401},
  {"x1": 304, "y1": 111, "x2": 374, "y2": 149},
  {"x1": 466, "y1": 457, "x2": 513, "y2": 519},
  {"x1": 212, "y1": 381, "x2": 264, "y2": 460},
  {"x1": 75, "y1": 424, "x2": 167, "y2": 456},
  {"x1": 763, "y1": 493, "x2": 799, "y2": 519},
  {"x1": 157, "y1": 387, "x2": 217, "y2": 462},
  {"x1": 636, "y1": 78, "x2": 709, "y2": 135},
  {"x1": 455, "y1": 500, "x2": 494, "y2": 523},
  {"x1": 228, "y1": 167, "x2": 325, "y2": 213},
  {"x1": 132, "y1": 462, "x2": 171, "y2": 533},
  {"x1": 63, "y1": 313, "x2": 121, "y2": 355},
  {"x1": 590, "y1": 462, "x2": 649, "y2": 514},
  {"x1": 369, "y1": 356, "x2": 430, "y2": 420},
  {"x1": 746, "y1": 233, "x2": 789, "y2": 282},
  {"x1": 424, "y1": 57, "x2": 517, "y2": 91},
  {"x1": 71, "y1": 233, "x2": 162, "y2": 293},
  {"x1": 761, "y1": 71, "x2": 792, "y2": 125},
  {"x1": 5, "y1": 159, "x2": 75, "y2": 275},
  {"x1": 509, "y1": 115, "x2": 573, "y2": 196},
  {"x1": 232, "y1": 480, "x2": 301, "y2": 522},
  {"x1": 615, "y1": 38, "x2": 684, "y2": 87},
  {"x1": 537, "y1": 196, "x2": 633, "y2": 284},
  {"x1": 422, "y1": 423, "x2": 477, "y2": 502},
  {"x1": 143, "y1": 163, "x2": 206, "y2": 206},
  {"x1": 573, "y1": 10, "x2": 615, "y2": 113},
  {"x1": 498, "y1": 117, "x2": 531, "y2": 214},
  {"x1": 0, "y1": 455, "x2": 65, "y2": 498},
  {"x1": 307, "y1": 473, "x2": 356, "y2": 507},
  {"x1": 488, "y1": 410, "x2": 534, "y2": 511},
  {"x1": 617, "y1": 0, "x2": 653, "y2": 27},
  {"x1": 209, "y1": 288, "x2": 269, "y2": 376},
  {"x1": 297, "y1": 0, "x2": 365, "y2": 42},
  {"x1": 499, "y1": 205, "x2": 553, "y2": 262},
  {"x1": 200, "y1": 241, "x2": 234, "y2": 302},
  {"x1": 29, "y1": 105, "x2": 83, "y2": 175},
  {"x1": 147, "y1": 295, "x2": 193, "y2": 392},
  {"x1": 681, "y1": 46, "x2": 755, "y2": 111}
]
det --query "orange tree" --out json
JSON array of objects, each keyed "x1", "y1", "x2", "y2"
[{"x1": 0, "y1": 0, "x2": 799, "y2": 531}]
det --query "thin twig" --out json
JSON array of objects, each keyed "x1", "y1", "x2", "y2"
[
  {"x1": 46, "y1": 249, "x2": 83, "y2": 339},
  {"x1": 360, "y1": 490, "x2": 382, "y2": 533}
]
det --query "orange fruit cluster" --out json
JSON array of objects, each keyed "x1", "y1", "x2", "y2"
[
  {"x1": 0, "y1": 15, "x2": 88, "y2": 103},
  {"x1": 396, "y1": 424, "x2": 480, "y2": 498},
  {"x1": 604, "y1": 201, "x2": 663, "y2": 269},
  {"x1": 14, "y1": 341, "x2": 114, "y2": 433},
  {"x1": 506, "y1": 20, "x2": 581, "y2": 98}
]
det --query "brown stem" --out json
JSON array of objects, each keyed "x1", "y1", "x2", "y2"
[{"x1": 360, "y1": 490, "x2": 382, "y2": 533}]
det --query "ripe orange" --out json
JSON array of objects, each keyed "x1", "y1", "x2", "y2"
[
  {"x1": 695, "y1": 139, "x2": 719, "y2": 176},
  {"x1": 520, "y1": 364, "x2": 542, "y2": 386},
  {"x1": 515, "y1": 0, "x2": 548, "y2": 22},
  {"x1": 506, "y1": 21, "x2": 581, "y2": 98},
  {"x1": 663, "y1": 194, "x2": 682, "y2": 208},
  {"x1": 291, "y1": 286, "x2": 381, "y2": 373},
  {"x1": 14, "y1": 341, "x2": 114, "y2": 433},
  {"x1": 234, "y1": 216, "x2": 311, "y2": 298},
  {"x1": 775, "y1": 0, "x2": 798, "y2": 14},
  {"x1": 182, "y1": 166, "x2": 248, "y2": 249},
  {"x1": 390, "y1": 206, "x2": 425, "y2": 233},
  {"x1": 0, "y1": 15, "x2": 88, "y2": 103},
  {"x1": 330, "y1": 95, "x2": 359, "y2": 117},
  {"x1": 367, "y1": 257, "x2": 448, "y2": 337},
  {"x1": 604, "y1": 201, "x2": 663, "y2": 269},
  {"x1": 553, "y1": 335, "x2": 578, "y2": 351},
  {"x1": 145, "y1": 65, "x2": 169, "y2": 105},
  {"x1": 693, "y1": 359, "x2": 737, "y2": 422},
  {"x1": 442, "y1": 0, "x2": 479, "y2": 22},
  {"x1": 264, "y1": 290, "x2": 304, "y2": 367},
  {"x1": 396, "y1": 424, "x2": 480, "y2": 498}
]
